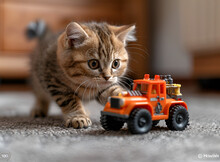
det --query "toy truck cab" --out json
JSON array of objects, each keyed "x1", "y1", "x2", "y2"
[{"x1": 100, "y1": 74, "x2": 189, "y2": 134}]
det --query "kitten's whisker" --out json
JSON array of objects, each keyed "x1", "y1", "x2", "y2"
[
  {"x1": 128, "y1": 52, "x2": 148, "y2": 60},
  {"x1": 89, "y1": 83, "x2": 95, "y2": 103},
  {"x1": 118, "y1": 80, "x2": 131, "y2": 89},
  {"x1": 127, "y1": 43, "x2": 145, "y2": 47},
  {"x1": 93, "y1": 80, "x2": 100, "y2": 96},
  {"x1": 96, "y1": 82, "x2": 102, "y2": 94},
  {"x1": 82, "y1": 82, "x2": 91, "y2": 102},
  {"x1": 119, "y1": 76, "x2": 133, "y2": 81},
  {"x1": 95, "y1": 80, "x2": 103, "y2": 102},
  {"x1": 127, "y1": 43, "x2": 148, "y2": 51},
  {"x1": 118, "y1": 76, "x2": 133, "y2": 84},
  {"x1": 128, "y1": 52, "x2": 147, "y2": 59},
  {"x1": 89, "y1": 83, "x2": 96, "y2": 103},
  {"x1": 74, "y1": 80, "x2": 89, "y2": 97},
  {"x1": 126, "y1": 47, "x2": 149, "y2": 56},
  {"x1": 88, "y1": 83, "x2": 93, "y2": 103},
  {"x1": 118, "y1": 77, "x2": 131, "y2": 84},
  {"x1": 117, "y1": 82, "x2": 129, "y2": 91},
  {"x1": 94, "y1": 81, "x2": 98, "y2": 98},
  {"x1": 117, "y1": 82, "x2": 125, "y2": 89},
  {"x1": 94, "y1": 80, "x2": 101, "y2": 97}
]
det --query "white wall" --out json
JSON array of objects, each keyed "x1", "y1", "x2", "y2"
[{"x1": 152, "y1": 0, "x2": 192, "y2": 78}]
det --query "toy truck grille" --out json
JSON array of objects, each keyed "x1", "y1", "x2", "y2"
[{"x1": 110, "y1": 98, "x2": 121, "y2": 109}]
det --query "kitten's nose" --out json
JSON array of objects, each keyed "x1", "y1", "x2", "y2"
[{"x1": 104, "y1": 76, "x2": 111, "y2": 81}]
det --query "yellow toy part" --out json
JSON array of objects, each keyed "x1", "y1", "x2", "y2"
[{"x1": 166, "y1": 84, "x2": 182, "y2": 96}]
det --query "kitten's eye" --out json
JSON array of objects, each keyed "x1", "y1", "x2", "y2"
[
  {"x1": 112, "y1": 59, "x2": 120, "y2": 69},
  {"x1": 88, "y1": 59, "x2": 99, "y2": 70}
]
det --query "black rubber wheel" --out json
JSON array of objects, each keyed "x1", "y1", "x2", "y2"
[
  {"x1": 100, "y1": 115, "x2": 124, "y2": 131},
  {"x1": 128, "y1": 109, "x2": 152, "y2": 134},
  {"x1": 152, "y1": 120, "x2": 160, "y2": 127},
  {"x1": 165, "y1": 105, "x2": 189, "y2": 131}
]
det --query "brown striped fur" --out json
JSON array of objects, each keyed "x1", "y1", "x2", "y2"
[{"x1": 30, "y1": 22, "x2": 136, "y2": 128}]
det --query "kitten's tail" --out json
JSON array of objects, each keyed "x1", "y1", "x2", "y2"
[{"x1": 25, "y1": 20, "x2": 47, "y2": 40}]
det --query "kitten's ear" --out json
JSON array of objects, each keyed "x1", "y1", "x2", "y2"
[
  {"x1": 65, "y1": 22, "x2": 89, "y2": 48},
  {"x1": 109, "y1": 24, "x2": 136, "y2": 45}
]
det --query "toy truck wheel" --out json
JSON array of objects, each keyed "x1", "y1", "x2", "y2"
[
  {"x1": 100, "y1": 115, "x2": 124, "y2": 131},
  {"x1": 152, "y1": 120, "x2": 160, "y2": 127},
  {"x1": 165, "y1": 105, "x2": 189, "y2": 131},
  {"x1": 128, "y1": 108, "x2": 152, "y2": 134}
]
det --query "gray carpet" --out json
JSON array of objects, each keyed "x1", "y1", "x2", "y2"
[{"x1": 0, "y1": 88, "x2": 220, "y2": 162}]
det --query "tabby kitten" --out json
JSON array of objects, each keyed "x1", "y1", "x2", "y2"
[{"x1": 29, "y1": 21, "x2": 136, "y2": 128}]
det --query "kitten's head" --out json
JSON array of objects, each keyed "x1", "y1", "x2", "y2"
[{"x1": 57, "y1": 22, "x2": 136, "y2": 88}]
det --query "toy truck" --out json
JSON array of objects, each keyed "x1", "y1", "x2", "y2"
[{"x1": 100, "y1": 74, "x2": 189, "y2": 134}]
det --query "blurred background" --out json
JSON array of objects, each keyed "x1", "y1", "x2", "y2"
[{"x1": 0, "y1": 0, "x2": 220, "y2": 89}]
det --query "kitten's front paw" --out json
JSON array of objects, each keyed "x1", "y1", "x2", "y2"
[
  {"x1": 65, "y1": 115, "x2": 92, "y2": 129},
  {"x1": 30, "y1": 107, "x2": 47, "y2": 118}
]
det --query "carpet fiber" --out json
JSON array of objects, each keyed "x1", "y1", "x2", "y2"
[{"x1": 0, "y1": 89, "x2": 220, "y2": 162}]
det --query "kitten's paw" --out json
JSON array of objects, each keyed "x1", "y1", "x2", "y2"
[
  {"x1": 65, "y1": 116, "x2": 92, "y2": 129},
  {"x1": 30, "y1": 107, "x2": 47, "y2": 118}
]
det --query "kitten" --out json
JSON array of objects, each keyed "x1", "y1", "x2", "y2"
[{"x1": 28, "y1": 21, "x2": 136, "y2": 128}]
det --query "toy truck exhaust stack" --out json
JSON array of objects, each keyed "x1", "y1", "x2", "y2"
[{"x1": 100, "y1": 74, "x2": 189, "y2": 134}]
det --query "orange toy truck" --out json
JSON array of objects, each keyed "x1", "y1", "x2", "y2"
[{"x1": 100, "y1": 74, "x2": 189, "y2": 134}]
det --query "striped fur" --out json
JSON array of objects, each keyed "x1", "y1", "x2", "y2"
[{"x1": 30, "y1": 22, "x2": 136, "y2": 128}]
